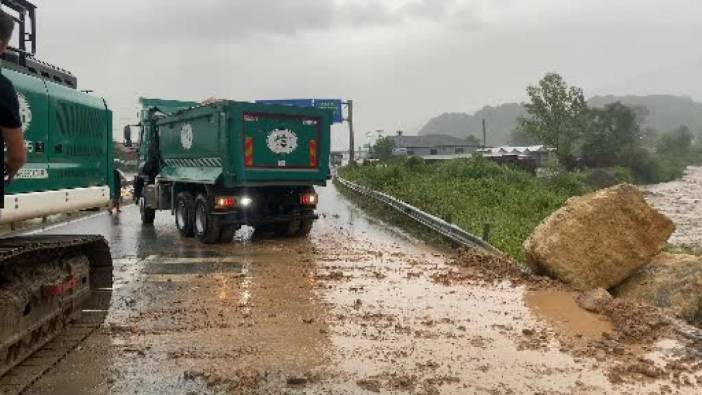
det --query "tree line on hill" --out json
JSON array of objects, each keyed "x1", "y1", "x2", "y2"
[
  {"x1": 419, "y1": 93, "x2": 702, "y2": 146},
  {"x1": 514, "y1": 73, "x2": 702, "y2": 183},
  {"x1": 416, "y1": 74, "x2": 702, "y2": 183}
]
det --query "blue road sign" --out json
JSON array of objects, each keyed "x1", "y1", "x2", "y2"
[
  {"x1": 313, "y1": 99, "x2": 343, "y2": 124},
  {"x1": 256, "y1": 98, "x2": 344, "y2": 124},
  {"x1": 256, "y1": 99, "x2": 314, "y2": 108}
]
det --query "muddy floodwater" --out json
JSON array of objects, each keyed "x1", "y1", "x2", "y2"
[
  {"x1": 645, "y1": 166, "x2": 702, "y2": 247},
  {"x1": 4, "y1": 184, "x2": 701, "y2": 394}
]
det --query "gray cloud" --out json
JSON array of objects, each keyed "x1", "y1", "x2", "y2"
[
  {"x1": 41, "y1": 0, "x2": 483, "y2": 46},
  {"x1": 30, "y1": 0, "x2": 702, "y2": 151}
]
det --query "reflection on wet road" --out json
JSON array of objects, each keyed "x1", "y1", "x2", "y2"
[{"x1": 20, "y1": 184, "x2": 700, "y2": 394}]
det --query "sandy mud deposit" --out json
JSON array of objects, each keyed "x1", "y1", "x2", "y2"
[{"x1": 645, "y1": 166, "x2": 702, "y2": 248}]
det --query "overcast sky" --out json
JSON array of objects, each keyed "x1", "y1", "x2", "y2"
[{"x1": 31, "y1": 0, "x2": 702, "y2": 149}]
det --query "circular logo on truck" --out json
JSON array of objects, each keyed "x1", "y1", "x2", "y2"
[
  {"x1": 17, "y1": 92, "x2": 31, "y2": 133},
  {"x1": 266, "y1": 129, "x2": 298, "y2": 154},
  {"x1": 180, "y1": 123, "x2": 193, "y2": 150}
]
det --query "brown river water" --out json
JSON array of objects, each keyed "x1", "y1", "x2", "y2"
[{"x1": 644, "y1": 166, "x2": 702, "y2": 248}]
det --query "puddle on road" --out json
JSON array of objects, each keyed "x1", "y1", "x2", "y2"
[{"x1": 524, "y1": 290, "x2": 613, "y2": 340}]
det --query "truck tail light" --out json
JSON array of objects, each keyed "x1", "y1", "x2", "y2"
[
  {"x1": 300, "y1": 192, "x2": 318, "y2": 206},
  {"x1": 215, "y1": 196, "x2": 236, "y2": 210},
  {"x1": 309, "y1": 139, "x2": 318, "y2": 167},
  {"x1": 245, "y1": 137, "x2": 254, "y2": 167}
]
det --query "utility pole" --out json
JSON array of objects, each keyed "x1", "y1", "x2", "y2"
[
  {"x1": 347, "y1": 100, "x2": 355, "y2": 164},
  {"x1": 482, "y1": 119, "x2": 487, "y2": 148}
]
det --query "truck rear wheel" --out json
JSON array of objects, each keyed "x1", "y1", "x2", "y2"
[
  {"x1": 253, "y1": 224, "x2": 274, "y2": 238},
  {"x1": 175, "y1": 192, "x2": 195, "y2": 237},
  {"x1": 297, "y1": 219, "x2": 314, "y2": 237},
  {"x1": 139, "y1": 196, "x2": 156, "y2": 225},
  {"x1": 279, "y1": 220, "x2": 301, "y2": 237},
  {"x1": 194, "y1": 194, "x2": 222, "y2": 244},
  {"x1": 218, "y1": 225, "x2": 237, "y2": 243}
]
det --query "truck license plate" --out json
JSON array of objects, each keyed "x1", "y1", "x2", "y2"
[{"x1": 278, "y1": 160, "x2": 286, "y2": 167}]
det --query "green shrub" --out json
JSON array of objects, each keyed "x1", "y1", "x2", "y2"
[
  {"x1": 610, "y1": 166, "x2": 634, "y2": 184},
  {"x1": 545, "y1": 171, "x2": 591, "y2": 196},
  {"x1": 405, "y1": 156, "x2": 426, "y2": 169}
]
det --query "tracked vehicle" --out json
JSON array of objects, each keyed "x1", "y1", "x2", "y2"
[
  {"x1": 133, "y1": 98, "x2": 331, "y2": 243},
  {"x1": 0, "y1": 0, "x2": 113, "y2": 377}
]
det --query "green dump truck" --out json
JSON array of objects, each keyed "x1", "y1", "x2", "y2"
[{"x1": 131, "y1": 98, "x2": 331, "y2": 243}]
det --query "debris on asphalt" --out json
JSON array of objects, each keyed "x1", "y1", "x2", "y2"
[
  {"x1": 286, "y1": 375, "x2": 308, "y2": 385},
  {"x1": 447, "y1": 247, "x2": 530, "y2": 284}
]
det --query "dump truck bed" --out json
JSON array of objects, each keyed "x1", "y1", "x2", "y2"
[{"x1": 153, "y1": 101, "x2": 332, "y2": 188}]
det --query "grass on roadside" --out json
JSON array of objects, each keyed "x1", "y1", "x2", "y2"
[{"x1": 339, "y1": 157, "x2": 590, "y2": 261}]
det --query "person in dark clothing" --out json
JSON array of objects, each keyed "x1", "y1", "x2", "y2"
[
  {"x1": 0, "y1": 11, "x2": 26, "y2": 209},
  {"x1": 110, "y1": 169, "x2": 122, "y2": 214}
]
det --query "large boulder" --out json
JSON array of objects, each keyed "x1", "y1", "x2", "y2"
[
  {"x1": 613, "y1": 253, "x2": 702, "y2": 325},
  {"x1": 523, "y1": 184, "x2": 675, "y2": 290}
]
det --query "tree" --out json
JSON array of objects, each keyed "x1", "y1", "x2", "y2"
[
  {"x1": 581, "y1": 102, "x2": 642, "y2": 167},
  {"x1": 465, "y1": 135, "x2": 482, "y2": 146},
  {"x1": 518, "y1": 73, "x2": 589, "y2": 168},
  {"x1": 373, "y1": 137, "x2": 395, "y2": 160},
  {"x1": 508, "y1": 128, "x2": 540, "y2": 146},
  {"x1": 657, "y1": 125, "x2": 694, "y2": 155}
]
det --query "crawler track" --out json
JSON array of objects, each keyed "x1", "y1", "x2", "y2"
[{"x1": 0, "y1": 236, "x2": 112, "y2": 388}]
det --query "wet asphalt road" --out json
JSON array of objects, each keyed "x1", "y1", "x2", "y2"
[{"x1": 15, "y1": 184, "x2": 701, "y2": 394}]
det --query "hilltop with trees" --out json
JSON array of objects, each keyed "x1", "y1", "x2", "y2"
[
  {"x1": 419, "y1": 94, "x2": 702, "y2": 149},
  {"x1": 516, "y1": 73, "x2": 701, "y2": 183}
]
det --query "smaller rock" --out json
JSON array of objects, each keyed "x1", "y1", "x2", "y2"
[
  {"x1": 287, "y1": 376, "x2": 308, "y2": 385},
  {"x1": 614, "y1": 253, "x2": 702, "y2": 325},
  {"x1": 576, "y1": 288, "x2": 613, "y2": 313},
  {"x1": 357, "y1": 379, "x2": 381, "y2": 393}
]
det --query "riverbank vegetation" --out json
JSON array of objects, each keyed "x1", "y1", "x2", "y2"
[
  {"x1": 339, "y1": 157, "x2": 590, "y2": 260},
  {"x1": 515, "y1": 73, "x2": 702, "y2": 184}
]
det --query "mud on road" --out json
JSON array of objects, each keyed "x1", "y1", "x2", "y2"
[{"x1": 12, "y1": 185, "x2": 702, "y2": 394}]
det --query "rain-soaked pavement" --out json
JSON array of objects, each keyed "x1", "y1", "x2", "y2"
[{"x1": 9, "y1": 184, "x2": 702, "y2": 394}]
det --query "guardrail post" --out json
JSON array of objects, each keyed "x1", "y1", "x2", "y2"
[{"x1": 483, "y1": 224, "x2": 491, "y2": 243}]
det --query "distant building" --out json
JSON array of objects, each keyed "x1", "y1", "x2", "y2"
[
  {"x1": 477, "y1": 145, "x2": 555, "y2": 167},
  {"x1": 389, "y1": 134, "x2": 480, "y2": 157}
]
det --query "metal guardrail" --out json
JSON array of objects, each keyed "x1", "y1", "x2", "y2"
[{"x1": 335, "y1": 176, "x2": 499, "y2": 253}]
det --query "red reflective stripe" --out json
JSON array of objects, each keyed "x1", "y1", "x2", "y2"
[
  {"x1": 309, "y1": 140, "x2": 317, "y2": 167},
  {"x1": 42, "y1": 275, "x2": 78, "y2": 298},
  {"x1": 245, "y1": 137, "x2": 254, "y2": 166}
]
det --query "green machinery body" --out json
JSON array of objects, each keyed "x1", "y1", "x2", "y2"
[{"x1": 0, "y1": 65, "x2": 113, "y2": 224}]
